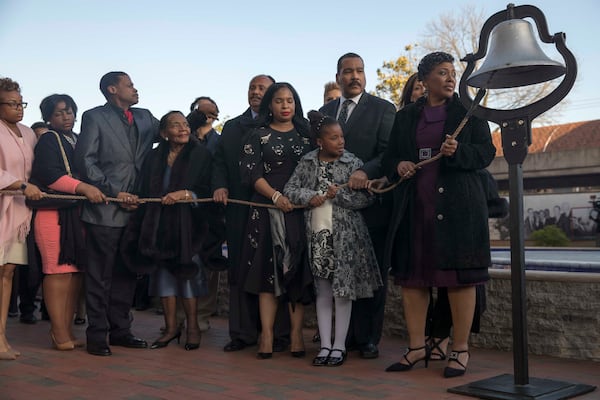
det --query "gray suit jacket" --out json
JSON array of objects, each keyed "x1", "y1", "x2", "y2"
[
  {"x1": 74, "y1": 103, "x2": 159, "y2": 227},
  {"x1": 320, "y1": 92, "x2": 396, "y2": 229}
]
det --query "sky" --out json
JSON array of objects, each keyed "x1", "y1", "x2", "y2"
[{"x1": 1, "y1": 0, "x2": 598, "y2": 131}]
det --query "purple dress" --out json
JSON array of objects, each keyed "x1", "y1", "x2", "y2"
[{"x1": 397, "y1": 105, "x2": 459, "y2": 288}]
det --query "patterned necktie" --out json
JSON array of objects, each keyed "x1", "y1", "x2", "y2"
[{"x1": 338, "y1": 99, "x2": 352, "y2": 125}]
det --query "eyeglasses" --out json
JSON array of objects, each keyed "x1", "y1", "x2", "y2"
[{"x1": 0, "y1": 102, "x2": 28, "y2": 110}]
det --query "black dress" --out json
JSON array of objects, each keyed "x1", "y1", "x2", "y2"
[{"x1": 239, "y1": 126, "x2": 313, "y2": 303}]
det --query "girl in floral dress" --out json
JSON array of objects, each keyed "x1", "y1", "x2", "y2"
[{"x1": 284, "y1": 110, "x2": 382, "y2": 367}]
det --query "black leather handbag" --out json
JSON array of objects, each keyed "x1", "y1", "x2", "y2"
[{"x1": 26, "y1": 131, "x2": 79, "y2": 210}]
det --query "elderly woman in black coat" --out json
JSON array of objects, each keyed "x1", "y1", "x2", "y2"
[
  {"x1": 382, "y1": 52, "x2": 496, "y2": 378},
  {"x1": 122, "y1": 111, "x2": 224, "y2": 351}
]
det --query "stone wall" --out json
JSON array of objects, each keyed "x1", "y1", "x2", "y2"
[
  {"x1": 381, "y1": 269, "x2": 600, "y2": 361},
  {"x1": 216, "y1": 269, "x2": 600, "y2": 361}
]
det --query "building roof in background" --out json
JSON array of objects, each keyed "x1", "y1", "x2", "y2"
[{"x1": 492, "y1": 119, "x2": 600, "y2": 157}]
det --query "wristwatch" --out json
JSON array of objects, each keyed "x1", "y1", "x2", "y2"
[{"x1": 20, "y1": 182, "x2": 28, "y2": 191}]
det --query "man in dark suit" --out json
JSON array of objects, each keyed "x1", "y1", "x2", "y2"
[
  {"x1": 75, "y1": 71, "x2": 158, "y2": 356},
  {"x1": 320, "y1": 53, "x2": 396, "y2": 359},
  {"x1": 213, "y1": 74, "x2": 290, "y2": 352}
]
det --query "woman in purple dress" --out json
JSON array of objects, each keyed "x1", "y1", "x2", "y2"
[
  {"x1": 382, "y1": 52, "x2": 496, "y2": 378},
  {"x1": 239, "y1": 82, "x2": 313, "y2": 359}
]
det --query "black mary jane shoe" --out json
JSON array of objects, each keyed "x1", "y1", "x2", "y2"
[
  {"x1": 257, "y1": 352, "x2": 273, "y2": 359},
  {"x1": 326, "y1": 349, "x2": 347, "y2": 367},
  {"x1": 312, "y1": 347, "x2": 331, "y2": 366}
]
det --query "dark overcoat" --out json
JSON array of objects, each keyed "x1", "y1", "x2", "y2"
[
  {"x1": 211, "y1": 109, "x2": 255, "y2": 282},
  {"x1": 121, "y1": 137, "x2": 225, "y2": 278},
  {"x1": 382, "y1": 94, "x2": 496, "y2": 284}
]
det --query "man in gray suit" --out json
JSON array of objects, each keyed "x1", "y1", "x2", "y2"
[
  {"x1": 75, "y1": 71, "x2": 158, "y2": 356},
  {"x1": 320, "y1": 53, "x2": 396, "y2": 359}
]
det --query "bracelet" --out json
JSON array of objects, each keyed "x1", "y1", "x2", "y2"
[
  {"x1": 271, "y1": 190, "x2": 282, "y2": 204},
  {"x1": 184, "y1": 190, "x2": 190, "y2": 200}
]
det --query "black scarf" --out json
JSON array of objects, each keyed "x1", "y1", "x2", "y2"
[
  {"x1": 121, "y1": 138, "x2": 223, "y2": 278},
  {"x1": 58, "y1": 207, "x2": 87, "y2": 268}
]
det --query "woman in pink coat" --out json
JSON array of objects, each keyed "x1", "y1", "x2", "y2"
[{"x1": 0, "y1": 77, "x2": 43, "y2": 360}]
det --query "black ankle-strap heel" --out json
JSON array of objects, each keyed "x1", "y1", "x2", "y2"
[
  {"x1": 385, "y1": 345, "x2": 431, "y2": 372},
  {"x1": 444, "y1": 349, "x2": 470, "y2": 378}
]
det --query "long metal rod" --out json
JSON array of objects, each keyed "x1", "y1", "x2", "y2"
[{"x1": 508, "y1": 163, "x2": 529, "y2": 385}]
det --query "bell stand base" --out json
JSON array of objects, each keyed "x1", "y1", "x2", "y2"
[
  {"x1": 449, "y1": 119, "x2": 596, "y2": 400},
  {"x1": 448, "y1": 374, "x2": 596, "y2": 400}
]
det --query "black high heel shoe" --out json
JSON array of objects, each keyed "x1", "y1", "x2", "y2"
[
  {"x1": 291, "y1": 350, "x2": 306, "y2": 358},
  {"x1": 150, "y1": 331, "x2": 182, "y2": 349},
  {"x1": 429, "y1": 336, "x2": 449, "y2": 361},
  {"x1": 385, "y1": 345, "x2": 431, "y2": 372},
  {"x1": 257, "y1": 335, "x2": 273, "y2": 359},
  {"x1": 184, "y1": 330, "x2": 201, "y2": 351},
  {"x1": 444, "y1": 350, "x2": 470, "y2": 378},
  {"x1": 185, "y1": 342, "x2": 200, "y2": 351},
  {"x1": 290, "y1": 338, "x2": 306, "y2": 358},
  {"x1": 183, "y1": 328, "x2": 202, "y2": 351}
]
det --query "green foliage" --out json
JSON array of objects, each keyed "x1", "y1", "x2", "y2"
[
  {"x1": 373, "y1": 44, "x2": 419, "y2": 109},
  {"x1": 213, "y1": 116, "x2": 229, "y2": 133},
  {"x1": 529, "y1": 225, "x2": 570, "y2": 247}
]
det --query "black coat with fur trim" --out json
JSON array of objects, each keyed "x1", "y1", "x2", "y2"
[{"x1": 121, "y1": 137, "x2": 225, "y2": 278}]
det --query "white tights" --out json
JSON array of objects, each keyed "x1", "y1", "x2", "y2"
[{"x1": 315, "y1": 277, "x2": 352, "y2": 357}]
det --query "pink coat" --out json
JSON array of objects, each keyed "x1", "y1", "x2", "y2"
[{"x1": 0, "y1": 121, "x2": 37, "y2": 260}]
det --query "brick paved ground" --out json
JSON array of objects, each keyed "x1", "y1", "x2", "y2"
[{"x1": 0, "y1": 310, "x2": 598, "y2": 400}]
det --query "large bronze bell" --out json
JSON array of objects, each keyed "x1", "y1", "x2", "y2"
[{"x1": 467, "y1": 19, "x2": 566, "y2": 89}]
